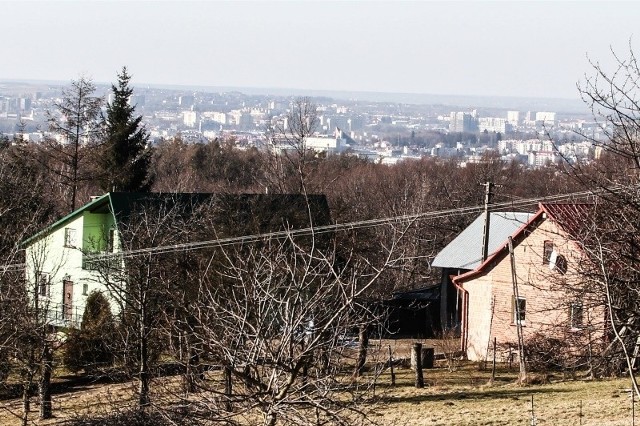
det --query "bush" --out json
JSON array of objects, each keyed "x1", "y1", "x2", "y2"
[
  {"x1": 64, "y1": 291, "x2": 116, "y2": 374},
  {"x1": 523, "y1": 332, "x2": 581, "y2": 372}
]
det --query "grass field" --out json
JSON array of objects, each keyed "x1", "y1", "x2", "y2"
[
  {"x1": 372, "y1": 364, "x2": 633, "y2": 426},
  {"x1": 0, "y1": 340, "x2": 636, "y2": 425}
]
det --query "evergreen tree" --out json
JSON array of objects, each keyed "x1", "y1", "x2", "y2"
[
  {"x1": 100, "y1": 67, "x2": 152, "y2": 192},
  {"x1": 64, "y1": 291, "x2": 116, "y2": 374}
]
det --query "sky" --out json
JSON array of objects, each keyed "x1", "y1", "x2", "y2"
[{"x1": 2, "y1": 1, "x2": 640, "y2": 100}]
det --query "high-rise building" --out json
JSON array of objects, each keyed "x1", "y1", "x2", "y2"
[
  {"x1": 449, "y1": 111, "x2": 478, "y2": 132},
  {"x1": 507, "y1": 111, "x2": 520, "y2": 126},
  {"x1": 183, "y1": 110, "x2": 197, "y2": 127},
  {"x1": 535, "y1": 111, "x2": 556, "y2": 124}
]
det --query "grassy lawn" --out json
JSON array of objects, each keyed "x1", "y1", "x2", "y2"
[
  {"x1": 0, "y1": 340, "x2": 636, "y2": 425},
  {"x1": 371, "y1": 362, "x2": 634, "y2": 426}
]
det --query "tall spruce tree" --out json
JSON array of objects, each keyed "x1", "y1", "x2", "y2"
[{"x1": 101, "y1": 67, "x2": 152, "y2": 192}]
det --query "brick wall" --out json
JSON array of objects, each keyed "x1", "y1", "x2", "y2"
[{"x1": 464, "y1": 217, "x2": 603, "y2": 361}]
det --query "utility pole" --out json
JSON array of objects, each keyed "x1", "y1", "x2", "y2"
[
  {"x1": 509, "y1": 236, "x2": 527, "y2": 383},
  {"x1": 481, "y1": 181, "x2": 495, "y2": 262}
]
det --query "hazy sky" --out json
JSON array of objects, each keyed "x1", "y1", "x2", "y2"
[{"x1": 2, "y1": 1, "x2": 640, "y2": 100}]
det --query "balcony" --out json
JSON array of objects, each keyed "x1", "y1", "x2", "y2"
[
  {"x1": 42, "y1": 302, "x2": 83, "y2": 328},
  {"x1": 82, "y1": 252, "x2": 123, "y2": 272}
]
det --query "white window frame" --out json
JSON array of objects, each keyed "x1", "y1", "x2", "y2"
[
  {"x1": 513, "y1": 296, "x2": 526, "y2": 324},
  {"x1": 570, "y1": 301, "x2": 584, "y2": 329},
  {"x1": 38, "y1": 272, "x2": 50, "y2": 297},
  {"x1": 64, "y1": 227, "x2": 77, "y2": 248}
]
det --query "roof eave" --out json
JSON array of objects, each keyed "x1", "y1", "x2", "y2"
[
  {"x1": 20, "y1": 193, "x2": 112, "y2": 247},
  {"x1": 453, "y1": 209, "x2": 545, "y2": 285}
]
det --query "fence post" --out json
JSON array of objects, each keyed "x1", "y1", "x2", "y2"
[
  {"x1": 388, "y1": 345, "x2": 395, "y2": 386},
  {"x1": 412, "y1": 342, "x2": 424, "y2": 388}
]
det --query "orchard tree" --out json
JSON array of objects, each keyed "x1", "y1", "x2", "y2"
[
  {"x1": 100, "y1": 67, "x2": 152, "y2": 192},
  {"x1": 553, "y1": 42, "x2": 640, "y2": 391}
]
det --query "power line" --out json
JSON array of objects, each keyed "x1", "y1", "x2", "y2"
[{"x1": 85, "y1": 185, "x2": 610, "y2": 261}]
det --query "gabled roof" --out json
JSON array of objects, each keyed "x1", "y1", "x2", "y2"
[
  {"x1": 539, "y1": 202, "x2": 594, "y2": 240},
  {"x1": 452, "y1": 202, "x2": 593, "y2": 285},
  {"x1": 431, "y1": 211, "x2": 534, "y2": 270},
  {"x1": 22, "y1": 192, "x2": 332, "y2": 246},
  {"x1": 21, "y1": 193, "x2": 113, "y2": 246}
]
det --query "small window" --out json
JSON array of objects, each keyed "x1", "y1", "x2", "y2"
[
  {"x1": 82, "y1": 283, "x2": 89, "y2": 296},
  {"x1": 38, "y1": 272, "x2": 50, "y2": 297},
  {"x1": 543, "y1": 241, "x2": 554, "y2": 264},
  {"x1": 64, "y1": 228, "x2": 77, "y2": 248},
  {"x1": 513, "y1": 296, "x2": 526, "y2": 324},
  {"x1": 108, "y1": 228, "x2": 115, "y2": 252},
  {"x1": 570, "y1": 302, "x2": 583, "y2": 329},
  {"x1": 555, "y1": 255, "x2": 568, "y2": 275}
]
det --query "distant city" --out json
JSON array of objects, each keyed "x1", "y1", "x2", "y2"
[{"x1": 0, "y1": 80, "x2": 603, "y2": 168}]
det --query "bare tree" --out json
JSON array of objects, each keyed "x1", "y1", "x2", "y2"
[
  {"x1": 46, "y1": 76, "x2": 103, "y2": 212},
  {"x1": 182, "y1": 220, "x2": 407, "y2": 425},
  {"x1": 264, "y1": 98, "x2": 321, "y2": 193},
  {"x1": 561, "y1": 42, "x2": 640, "y2": 389}
]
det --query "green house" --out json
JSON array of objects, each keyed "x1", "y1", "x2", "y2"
[{"x1": 23, "y1": 192, "x2": 331, "y2": 328}]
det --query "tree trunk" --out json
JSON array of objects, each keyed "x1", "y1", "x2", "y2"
[
  {"x1": 139, "y1": 308, "x2": 150, "y2": 407},
  {"x1": 21, "y1": 375, "x2": 31, "y2": 426},
  {"x1": 353, "y1": 324, "x2": 369, "y2": 377},
  {"x1": 224, "y1": 365, "x2": 232, "y2": 412},
  {"x1": 39, "y1": 344, "x2": 53, "y2": 419},
  {"x1": 183, "y1": 345, "x2": 199, "y2": 394}
]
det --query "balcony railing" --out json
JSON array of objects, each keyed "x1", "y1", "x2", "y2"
[
  {"x1": 82, "y1": 252, "x2": 123, "y2": 272},
  {"x1": 41, "y1": 302, "x2": 83, "y2": 328}
]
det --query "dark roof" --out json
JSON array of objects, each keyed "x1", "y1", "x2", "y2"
[
  {"x1": 22, "y1": 192, "x2": 331, "y2": 246},
  {"x1": 391, "y1": 283, "x2": 441, "y2": 301}
]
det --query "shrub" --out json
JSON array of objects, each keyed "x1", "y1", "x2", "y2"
[{"x1": 64, "y1": 291, "x2": 116, "y2": 374}]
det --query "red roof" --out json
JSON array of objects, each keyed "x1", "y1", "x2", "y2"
[{"x1": 539, "y1": 202, "x2": 594, "y2": 240}]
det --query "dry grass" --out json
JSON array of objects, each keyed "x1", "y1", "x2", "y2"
[
  {"x1": 370, "y1": 362, "x2": 634, "y2": 426},
  {"x1": 0, "y1": 340, "x2": 637, "y2": 425}
]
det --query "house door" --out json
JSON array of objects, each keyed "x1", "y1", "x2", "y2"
[{"x1": 63, "y1": 280, "x2": 73, "y2": 321}]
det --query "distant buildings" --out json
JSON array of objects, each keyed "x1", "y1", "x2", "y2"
[
  {"x1": 449, "y1": 111, "x2": 478, "y2": 132},
  {"x1": 478, "y1": 117, "x2": 509, "y2": 134}
]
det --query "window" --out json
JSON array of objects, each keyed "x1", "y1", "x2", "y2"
[
  {"x1": 555, "y1": 254, "x2": 568, "y2": 275},
  {"x1": 543, "y1": 240, "x2": 554, "y2": 264},
  {"x1": 513, "y1": 296, "x2": 526, "y2": 324},
  {"x1": 38, "y1": 272, "x2": 50, "y2": 297},
  {"x1": 64, "y1": 227, "x2": 77, "y2": 248},
  {"x1": 107, "y1": 228, "x2": 115, "y2": 252},
  {"x1": 82, "y1": 283, "x2": 89, "y2": 296},
  {"x1": 570, "y1": 302, "x2": 583, "y2": 329}
]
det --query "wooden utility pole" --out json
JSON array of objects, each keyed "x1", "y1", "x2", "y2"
[
  {"x1": 508, "y1": 236, "x2": 527, "y2": 383},
  {"x1": 481, "y1": 182, "x2": 495, "y2": 262}
]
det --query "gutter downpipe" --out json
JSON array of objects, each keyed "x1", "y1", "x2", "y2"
[{"x1": 452, "y1": 277, "x2": 468, "y2": 357}]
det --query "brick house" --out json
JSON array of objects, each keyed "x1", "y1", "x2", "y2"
[
  {"x1": 432, "y1": 211, "x2": 535, "y2": 333},
  {"x1": 444, "y1": 203, "x2": 601, "y2": 361}
]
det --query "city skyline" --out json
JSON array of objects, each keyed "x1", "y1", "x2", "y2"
[{"x1": 2, "y1": 1, "x2": 640, "y2": 100}]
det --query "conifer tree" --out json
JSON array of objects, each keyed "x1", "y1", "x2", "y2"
[
  {"x1": 47, "y1": 76, "x2": 102, "y2": 212},
  {"x1": 100, "y1": 67, "x2": 152, "y2": 192},
  {"x1": 63, "y1": 291, "x2": 116, "y2": 373}
]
